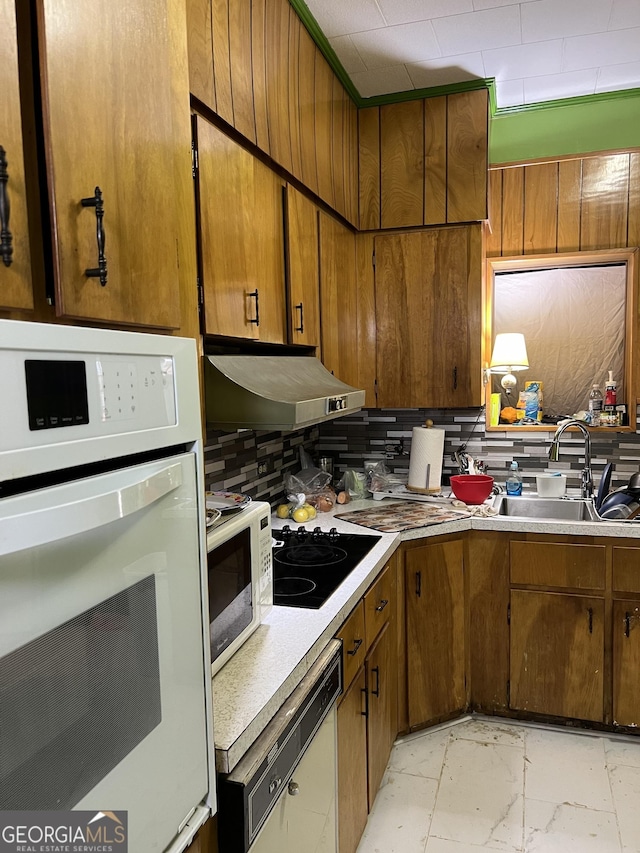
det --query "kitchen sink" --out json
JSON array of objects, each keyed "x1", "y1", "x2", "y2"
[{"x1": 493, "y1": 494, "x2": 600, "y2": 522}]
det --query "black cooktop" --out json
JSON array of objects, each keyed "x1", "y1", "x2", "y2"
[{"x1": 272, "y1": 526, "x2": 381, "y2": 609}]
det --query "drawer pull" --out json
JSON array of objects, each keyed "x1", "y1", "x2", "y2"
[
  {"x1": 249, "y1": 288, "x2": 260, "y2": 325},
  {"x1": 375, "y1": 598, "x2": 389, "y2": 612},
  {"x1": 81, "y1": 186, "x2": 108, "y2": 286},
  {"x1": 372, "y1": 666, "x2": 380, "y2": 697},
  {"x1": 588, "y1": 607, "x2": 593, "y2": 634},
  {"x1": 294, "y1": 302, "x2": 304, "y2": 333},
  {"x1": 0, "y1": 146, "x2": 13, "y2": 267},
  {"x1": 625, "y1": 611, "x2": 631, "y2": 638},
  {"x1": 361, "y1": 686, "x2": 368, "y2": 718},
  {"x1": 415, "y1": 571, "x2": 422, "y2": 597},
  {"x1": 347, "y1": 638, "x2": 363, "y2": 656}
]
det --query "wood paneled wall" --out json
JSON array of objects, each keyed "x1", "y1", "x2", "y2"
[
  {"x1": 487, "y1": 151, "x2": 640, "y2": 257},
  {"x1": 358, "y1": 89, "x2": 489, "y2": 231},
  {"x1": 186, "y1": 0, "x2": 358, "y2": 224}
]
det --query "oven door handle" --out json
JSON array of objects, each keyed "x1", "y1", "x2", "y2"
[{"x1": 0, "y1": 462, "x2": 184, "y2": 556}]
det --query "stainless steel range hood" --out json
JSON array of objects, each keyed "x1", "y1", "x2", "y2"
[{"x1": 204, "y1": 355, "x2": 365, "y2": 431}]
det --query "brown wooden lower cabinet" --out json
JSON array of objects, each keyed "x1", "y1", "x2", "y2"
[
  {"x1": 337, "y1": 666, "x2": 368, "y2": 853},
  {"x1": 613, "y1": 599, "x2": 640, "y2": 727},
  {"x1": 509, "y1": 589, "x2": 604, "y2": 722},
  {"x1": 365, "y1": 621, "x2": 396, "y2": 808},
  {"x1": 405, "y1": 538, "x2": 466, "y2": 728},
  {"x1": 335, "y1": 559, "x2": 399, "y2": 853}
]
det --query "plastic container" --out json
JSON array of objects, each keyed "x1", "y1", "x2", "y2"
[
  {"x1": 536, "y1": 472, "x2": 567, "y2": 497},
  {"x1": 506, "y1": 461, "x2": 523, "y2": 496},
  {"x1": 589, "y1": 384, "x2": 603, "y2": 426},
  {"x1": 450, "y1": 474, "x2": 494, "y2": 505}
]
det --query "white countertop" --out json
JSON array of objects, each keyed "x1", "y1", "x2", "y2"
[{"x1": 212, "y1": 494, "x2": 640, "y2": 774}]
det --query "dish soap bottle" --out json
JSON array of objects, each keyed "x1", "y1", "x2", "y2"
[
  {"x1": 588, "y1": 384, "x2": 603, "y2": 426},
  {"x1": 506, "y1": 461, "x2": 522, "y2": 496},
  {"x1": 605, "y1": 371, "x2": 617, "y2": 406}
]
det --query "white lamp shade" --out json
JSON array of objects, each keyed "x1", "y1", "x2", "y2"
[{"x1": 490, "y1": 333, "x2": 529, "y2": 373}]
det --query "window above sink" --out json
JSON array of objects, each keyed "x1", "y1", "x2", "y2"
[{"x1": 484, "y1": 248, "x2": 638, "y2": 433}]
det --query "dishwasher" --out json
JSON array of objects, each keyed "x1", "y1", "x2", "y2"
[{"x1": 217, "y1": 640, "x2": 342, "y2": 853}]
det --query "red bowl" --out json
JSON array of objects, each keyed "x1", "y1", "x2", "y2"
[{"x1": 450, "y1": 474, "x2": 494, "y2": 504}]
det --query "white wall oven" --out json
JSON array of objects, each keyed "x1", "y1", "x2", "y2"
[
  {"x1": 207, "y1": 502, "x2": 273, "y2": 675},
  {"x1": 0, "y1": 320, "x2": 215, "y2": 853}
]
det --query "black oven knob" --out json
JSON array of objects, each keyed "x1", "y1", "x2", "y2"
[
  {"x1": 328, "y1": 527, "x2": 339, "y2": 541},
  {"x1": 295, "y1": 526, "x2": 307, "y2": 539},
  {"x1": 312, "y1": 526, "x2": 322, "y2": 540},
  {"x1": 281, "y1": 525, "x2": 292, "y2": 538}
]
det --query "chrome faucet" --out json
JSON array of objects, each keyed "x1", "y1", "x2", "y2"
[{"x1": 549, "y1": 419, "x2": 593, "y2": 498}]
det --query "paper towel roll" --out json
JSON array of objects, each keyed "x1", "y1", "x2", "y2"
[{"x1": 407, "y1": 425, "x2": 445, "y2": 494}]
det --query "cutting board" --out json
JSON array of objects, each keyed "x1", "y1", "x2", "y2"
[{"x1": 335, "y1": 501, "x2": 469, "y2": 533}]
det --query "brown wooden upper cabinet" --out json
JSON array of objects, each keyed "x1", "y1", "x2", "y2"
[
  {"x1": 0, "y1": 0, "x2": 34, "y2": 312},
  {"x1": 36, "y1": 0, "x2": 184, "y2": 328},
  {"x1": 284, "y1": 185, "x2": 320, "y2": 348},
  {"x1": 359, "y1": 89, "x2": 489, "y2": 231},
  {"x1": 186, "y1": 0, "x2": 358, "y2": 226},
  {"x1": 318, "y1": 211, "x2": 360, "y2": 389},
  {"x1": 375, "y1": 224, "x2": 483, "y2": 408},
  {"x1": 195, "y1": 118, "x2": 286, "y2": 343}
]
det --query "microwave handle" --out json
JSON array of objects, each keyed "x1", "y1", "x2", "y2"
[{"x1": 0, "y1": 462, "x2": 184, "y2": 557}]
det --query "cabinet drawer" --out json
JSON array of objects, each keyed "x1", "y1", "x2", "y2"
[
  {"x1": 510, "y1": 541, "x2": 605, "y2": 590},
  {"x1": 364, "y1": 562, "x2": 395, "y2": 649},
  {"x1": 613, "y1": 548, "x2": 640, "y2": 594},
  {"x1": 335, "y1": 601, "x2": 366, "y2": 690}
]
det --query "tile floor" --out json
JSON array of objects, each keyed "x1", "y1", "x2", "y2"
[{"x1": 356, "y1": 716, "x2": 640, "y2": 853}]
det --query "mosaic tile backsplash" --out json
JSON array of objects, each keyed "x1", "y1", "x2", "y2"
[
  {"x1": 317, "y1": 407, "x2": 640, "y2": 494},
  {"x1": 203, "y1": 407, "x2": 640, "y2": 502}
]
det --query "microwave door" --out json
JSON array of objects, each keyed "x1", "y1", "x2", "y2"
[{"x1": 208, "y1": 529, "x2": 253, "y2": 665}]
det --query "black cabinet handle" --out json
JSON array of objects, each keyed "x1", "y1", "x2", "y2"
[
  {"x1": 588, "y1": 607, "x2": 593, "y2": 634},
  {"x1": 249, "y1": 288, "x2": 260, "y2": 325},
  {"x1": 415, "y1": 571, "x2": 422, "y2": 597},
  {"x1": 375, "y1": 598, "x2": 389, "y2": 612},
  {"x1": 294, "y1": 302, "x2": 304, "y2": 333},
  {"x1": 81, "y1": 187, "x2": 107, "y2": 286},
  {"x1": 361, "y1": 686, "x2": 368, "y2": 718},
  {"x1": 453, "y1": 366, "x2": 458, "y2": 391},
  {"x1": 347, "y1": 638, "x2": 363, "y2": 657},
  {"x1": 625, "y1": 611, "x2": 631, "y2": 638},
  {"x1": 0, "y1": 147, "x2": 13, "y2": 267},
  {"x1": 372, "y1": 666, "x2": 380, "y2": 697}
]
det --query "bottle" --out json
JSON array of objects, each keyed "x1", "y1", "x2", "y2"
[
  {"x1": 506, "y1": 461, "x2": 522, "y2": 496},
  {"x1": 588, "y1": 384, "x2": 603, "y2": 426},
  {"x1": 605, "y1": 371, "x2": 617, "y2": 407}
]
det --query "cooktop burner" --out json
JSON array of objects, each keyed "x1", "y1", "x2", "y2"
[{"x1": 272, "y1": 526, "x2": 380, "y2": 609}]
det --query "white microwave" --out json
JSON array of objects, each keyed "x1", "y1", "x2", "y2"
[{"x1": 207, "y1": 500, "x2": 273, "y2": 675}]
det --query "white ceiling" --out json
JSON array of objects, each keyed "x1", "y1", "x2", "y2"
[{"x1": 303, "y1": 0, "x2": 640, "y2": 109}]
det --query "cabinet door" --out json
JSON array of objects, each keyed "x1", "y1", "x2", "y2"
[
  {"x1": 318, "y1": 211, "x2": 359, "y2": 388},
  {"x1": 405, "y1": 540, "x2": 466, "y2": 727},
  {"x1": 510, "y1": 590, "x2": 604, "y2": 722},
  {"x1": 365, "y1": 621, "x2": 395, "y2": 810},
  {"x1": 39, "y1": 0, "x2": 182, "y2": 328},
  {"x1": 0, "y1": 0, "x2": 33, "y2": 310},
  {"x1": 285, "y1": 185, "x2": 320, "y2": 347},
  {"x1": 613, "y1": 600, "x2": 640, "y2": 727},
  {"x1": 337, "y1": 667, "x2": 368, "y2": 853},
  {"x1": 375, "y1": 226, "x2": 483, "y2": 408},
  {"x1": 196, "y1": 118, "x2": 286, "y2": 342}
]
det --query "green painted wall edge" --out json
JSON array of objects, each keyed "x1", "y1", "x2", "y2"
[{"x1": 288, "y1": 0, "x2": 640, "y2": 163}]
